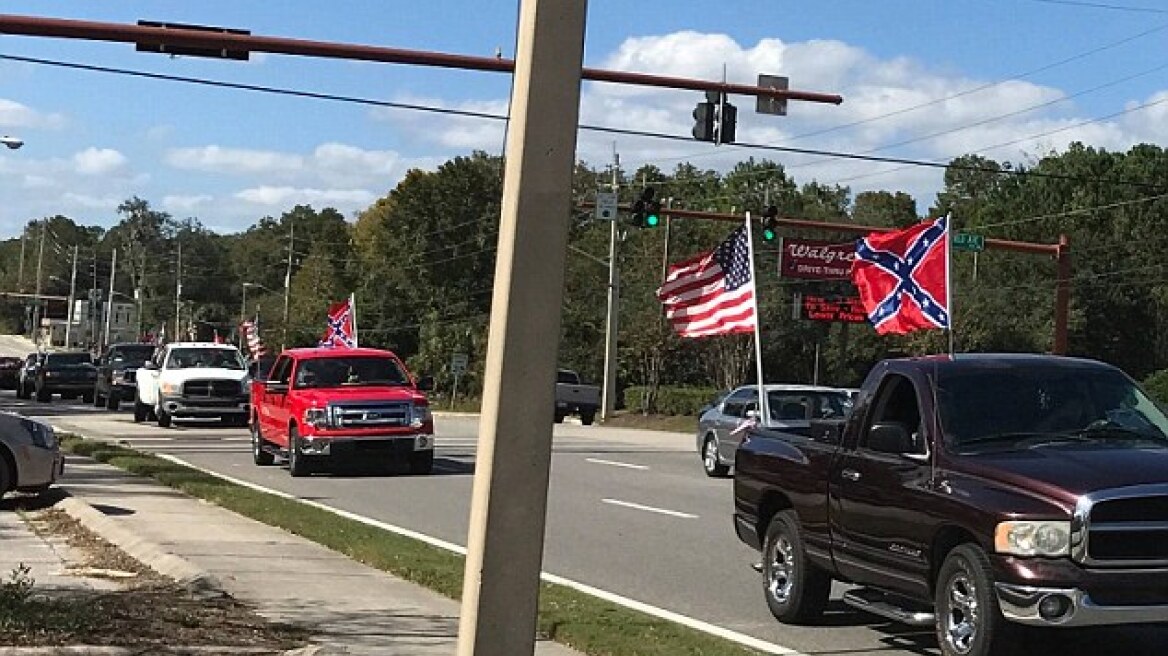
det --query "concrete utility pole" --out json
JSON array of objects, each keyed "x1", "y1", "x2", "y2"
[
  {"x1": 103, "y1": 249, "x2": 116, "y2": 352},
  {"x1": 174, "y1": 243, "x2": 182, "y2": 342},
  {"x1": 282, "y1": 222, "x2": 294, "y2": 350},
  {"x1": 31, "y1": 221, "x2": 45, "y2": 343},
  {"x1": 600, "y1": 150, "x2": 620, "y2": 422},
  {"x1": 456, "y1": 0, "x2": 587, "y2": 654},
  {"x1": 65, "y1": 245, "x2": 78, "y2": 348}
]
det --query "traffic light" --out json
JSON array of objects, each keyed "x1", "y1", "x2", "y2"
[
  {"x1": 719, "y1": 101, "x2": 737, "y2": 144},
  {"x1": 631, "y1": 187, "x2": 662, "y2": 228},
  {"x1": 761, "y1": 205, "x2": 779, "y2": 241},
  {"x1": 692, "y1": 102, "x2": 716, "y2": 142}
]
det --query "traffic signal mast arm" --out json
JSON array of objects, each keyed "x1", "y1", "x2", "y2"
[{"x1": 0, "y1": 14, "x2": 843, "y2": 106}]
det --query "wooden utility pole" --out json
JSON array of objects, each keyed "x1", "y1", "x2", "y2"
[{"x1": 456, "y1": 1, "x2": 587, "y2": 653}]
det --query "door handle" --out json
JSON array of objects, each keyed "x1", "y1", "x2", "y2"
[{"x1": 841, "y1": 469, "x2": 862, "y2": 482}]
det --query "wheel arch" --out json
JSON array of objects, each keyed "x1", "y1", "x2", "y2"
[
  {"x1": 0, "y1": 443, "x2": 17, "y2": 492},
  {"x1": 930, "y1": 524, "x2": 980, "y2": 594},
  {"x1": 757, "y1": 489, "x2": 795, "y2": 542}
]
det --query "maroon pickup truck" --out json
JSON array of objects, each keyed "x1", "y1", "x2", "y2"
[{"x1": 733, "y1": 354, "x2": 1168, "y2": 656}]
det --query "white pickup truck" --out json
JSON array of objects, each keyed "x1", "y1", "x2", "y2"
[{"x1": 134, "y1": 342, "x2": 251, "y2": 428}]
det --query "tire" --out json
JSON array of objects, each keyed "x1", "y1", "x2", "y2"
[
  {"x1": 156, "y1": 408, "x2": 172, "y2": 428},
  {"x1": 702, "y1": 434, "x2": 730, "y2": 477},
  {"x1": 409, "y1": 450, "x2": 434, "y2": 475},
  {"x1": 287, "y1": 426, "x2": 312, "y2": 477},
  {"x1": 16, "y1": 382, "x2": 27, "y2": 400},
  {"x1": 93, "y1": 389, "x2": 104, "y2": 407},
  {"x1": 553, "y1": 412, "x2": 565, "y2": 424},
  {"x1": 107, "y1": 392, "x2": 120, "y2": 411},
  {"x1": 251, "y1": 419, "x2": 275, "y2": 466},
  {"x1": 133, "y1": 399, "x2": 148, "y2": 423},
  {"x1": 580, "y1": 410, "x2": 596, "y2": 426},
  {"x1": 36, "y1": 387, "x2": 50, "y2": 403},
  {"x1": 935, "y1": 544, "x2": 1013, "y2": 656},
  {"x1": 82, "y1": 392, "x2": 94, "y2": 404},
  {"x1": 762, "y1": 509, "x2": 831, "y2": 624}
]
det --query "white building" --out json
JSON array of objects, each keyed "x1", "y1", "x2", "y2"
[{"x1": 43, "y1": 298, "x2": 138, "y2": 349}]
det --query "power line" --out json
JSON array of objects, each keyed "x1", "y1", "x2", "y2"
[
  {"x1": 1009, "y1": 0, "x2": 1168, "y2": 13},
  {"x1": 4, "y1": 52, "x2": 1164, "y2": 193}
]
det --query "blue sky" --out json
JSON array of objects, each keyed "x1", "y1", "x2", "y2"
[{"x1": 1, "y1": 1, "x2": 1166, "y2": 238}]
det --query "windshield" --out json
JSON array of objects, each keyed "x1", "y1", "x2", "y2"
[
  {"x1": 294, "y1": 356, "x2": 409, "y2": 389},
  {"x1": 767, "y1": 390, "x2": 851, "y2": 421},
  {"x1": 110, "y1": 345, "x2": 155, "y2": 365},
  {"x1": 166, "y1": 347, "x2": 245, "y2": 370},
  {"x1": 938, "y1": 367, "x2": 1168, "y2": 450},
  {"x1": 47, "y1": 353, "x2": 92, "y2": 366}
]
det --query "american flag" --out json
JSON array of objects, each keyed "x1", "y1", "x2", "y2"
[
  {"x1": 657, "y1": 226, "x2": 756, "y2": 338},
  {"x1": 241, "y1": 320, "x2": 266, "y2": 357}
]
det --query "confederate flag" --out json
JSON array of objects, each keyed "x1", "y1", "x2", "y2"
[
  {"x1": 851, "y1": 216, "x2": 950, "y2": 335},
  {"x1": 319, "y1": 297, "x2": 357, "y2": 349}
]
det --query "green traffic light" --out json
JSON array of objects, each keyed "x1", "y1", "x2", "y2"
[
  {"x1": 646, "y1": 214, "x2": 660, "y2": 227},
  {"x1": 762, "y1": 227, "x2": 777, "y2": 241}
]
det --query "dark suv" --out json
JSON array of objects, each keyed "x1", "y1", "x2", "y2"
[
  {"x1": 94, "y1": 343, "x2": 157, "y2": 410},
  {"x1": 34, "y1": 351, "x2": 97, "y2": 403}
]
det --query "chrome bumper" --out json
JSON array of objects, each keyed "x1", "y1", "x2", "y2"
[
  {"x1": 298, "y1": 433, "x2": 434, "y2": 456},
  {"x1": 996, "y1": 583, "x2": 1168, "y2": 627}
]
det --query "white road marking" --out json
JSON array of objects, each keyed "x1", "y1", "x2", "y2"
[
  {"x1": 601, "y1": 498, "x2": 698, "y2": 519},
  {"x1": 585, "y1": 457, "x2": 648, "y2": 470},
  {"x1": 63, "y1": 433, "x2": 805, "y2": 656}
]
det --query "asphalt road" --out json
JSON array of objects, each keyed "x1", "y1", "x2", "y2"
[{"x1": 2, "y1": 339, "x2": 1165, "y2": 654}]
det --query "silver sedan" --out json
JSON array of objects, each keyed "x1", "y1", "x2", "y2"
[
  {"x1": 0, "y1": 412, "x2": 64, "y2": 499},
  {"x1": 696, "y1": 384, "x2": 851, "y2": 477}
]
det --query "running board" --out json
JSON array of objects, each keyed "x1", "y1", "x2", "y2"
[{"x1": 843, "y1": 589, "x2": 934, "y2": 627}]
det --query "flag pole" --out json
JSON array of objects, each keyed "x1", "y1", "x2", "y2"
[
  {"x1": 743, "y1": 212, "x2": 770, "y2": 428},
  {"x1": 350, "y1": 292, "x2": 359, "y2": 348},
  {"x1": 945, "y1": 213, "x2": 954, "y2": 357}
]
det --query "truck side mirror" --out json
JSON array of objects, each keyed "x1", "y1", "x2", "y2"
[
  {"x1": 867, "y1": 422, "x2": 915, "y2": 454},
  {"x1": 142, "y1": 361, "x2": 159, "y2": 370},
  {"x1": 416, "y1": 375, "x2": 435, "y2": 392}
]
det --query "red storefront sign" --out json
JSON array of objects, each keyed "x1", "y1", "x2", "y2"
[
  {"x1": 779, "y1": 238, "x2": 856, "y2": 280},
  {"x1": 802, "y1": 295, "x2": 868, "y2": 323}
]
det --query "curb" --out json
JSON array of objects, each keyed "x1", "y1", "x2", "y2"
[
  {"x1": 56, "y1": 495, "x2": 225, "y2": 598},
  {"x1": 0, "y1": 647, "x2": 343, "y2": 655}
]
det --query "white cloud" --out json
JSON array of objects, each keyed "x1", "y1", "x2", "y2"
[
  {"x1": 0, "y1": 98, "x2": 66, "y2": 129},
  {"x1": 163, "y1": 194, "x2": 214, "y2": 212},
  {"x1": 166, "y1": 145, "x2": 305, "y2": 175},
  {"x1": 72, "y1": 148, "x2": 128, "y2": 175},
  {"x1": 234, "y1": 185, "x2": 376, "y2": 207}
]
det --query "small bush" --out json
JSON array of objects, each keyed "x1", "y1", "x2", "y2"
[{"x1": 623, "y1": 386, "x2": 721, "y2": 416}]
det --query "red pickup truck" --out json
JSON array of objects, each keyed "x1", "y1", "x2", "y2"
[{"x1": 249, "y1": 347, "x2": 436, "y2": 476}]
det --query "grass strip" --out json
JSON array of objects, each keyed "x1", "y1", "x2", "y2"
[{"x1": 62, "y1": 436, "x2": 765, "y2": 656}]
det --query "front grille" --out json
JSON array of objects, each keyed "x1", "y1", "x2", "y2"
[
  {"x1": 331, "y1": 402, "x2": 411, "y2": 429},
  {"x1": 183, "y1": 379, "x2": 240, "y2": 398},
  {"x1": 1077, "y1": 486, "x2": 1168, "y2": 566}
]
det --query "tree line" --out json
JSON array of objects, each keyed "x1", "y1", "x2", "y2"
[{"x1": 2, "y1": 143, "x2": 1167, "y2": 410}]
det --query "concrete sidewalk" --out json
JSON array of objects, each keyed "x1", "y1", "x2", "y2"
[{"x1": 32, "y1": 455, "x2": 584, "y2": 656}]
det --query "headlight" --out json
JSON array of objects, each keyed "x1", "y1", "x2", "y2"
[
  {"x1": 304, "y1": 407, "x2": 329, "y2": 429},
  {"x1": 411, "y1": 404, "x2": 432, "y2": 428},
  {"x1": 994, "y1": 521, "x2": 1070, "y2": 557},
  {"x1": 159, "y1": 381, "x2": 179, "y2": 395},
  {"x1": 27, "y1": 421, "x2": 56, "y2": 450},
  {"x1": 45, "y1": 371, "x2": 58, "y2": 378}
]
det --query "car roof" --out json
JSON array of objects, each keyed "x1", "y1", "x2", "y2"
[
  {"x1": 167, "y1": 342, "x2": 239, "y2": 349},
  {"x1": 733, "y1": 384, "x2": 850, "y2": 394},
  {"x1": 283, "y1": 347, "x2": 402, "y2": 359}
]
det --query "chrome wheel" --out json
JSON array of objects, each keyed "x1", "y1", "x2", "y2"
[
  {"x1": 943, "y1": 572, "x2": 979, "y2": 654},
  {"x1": 766, "y1": 534, "x2": 795, "y2": 604},
  {"x1": 703, "y1": 439, "x2": 718, "y2": 471}
]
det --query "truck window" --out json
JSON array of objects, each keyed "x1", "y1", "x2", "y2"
[
  {"x1": 557, "y1": 370, "x2": 580, "y2": 384},
  {"x1": 862, "y1": 374, "x2": 924, "y2": 453},
  {"x1": 269, "y1": 357, "x2": 293, "y2": 385},
  {"x1": 723, "y1": 388, "x2": 757, "y2": 418}
]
